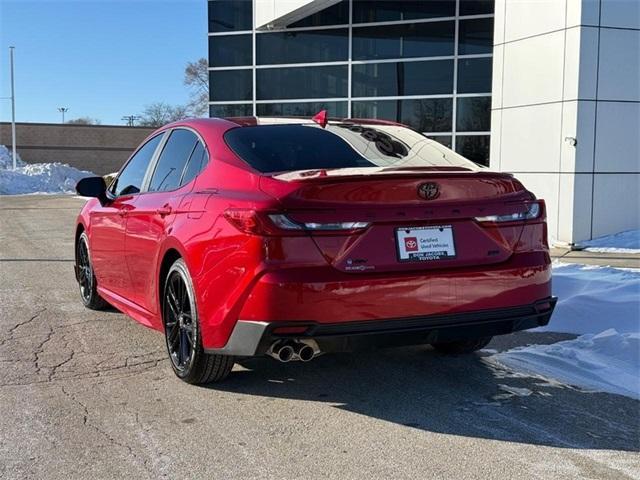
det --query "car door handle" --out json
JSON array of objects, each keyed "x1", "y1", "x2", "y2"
[{"x1": 157, "y1": 205, "x2": 172, "y2": 217}]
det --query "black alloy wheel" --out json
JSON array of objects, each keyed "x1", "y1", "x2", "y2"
[
  {"x1": 164, "y1": 268, "x2": 196, "y2": 373},
  {"x1": 162, "y1": 259, "x2": 235, "y2": 384}
]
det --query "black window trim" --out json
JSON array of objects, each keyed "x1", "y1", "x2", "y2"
[{"x1": 143, "y1": 126, "x2": 211, "y2": 194}]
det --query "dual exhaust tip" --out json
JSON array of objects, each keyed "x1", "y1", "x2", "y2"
[{"x1": 269, "y1": 340, "x2": 317, "y2": 363}]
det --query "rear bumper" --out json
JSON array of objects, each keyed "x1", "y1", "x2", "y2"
[{"x1": 205, "y1": 297, "x2": 557, "y2": 357}]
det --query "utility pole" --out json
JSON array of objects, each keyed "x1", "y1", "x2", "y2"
[
  {"x1": 121, "y1": 115, "x2": 140, "y2": 127},
  {"x1": 9, "y1": 46, "x2": 17, "y2": 170},
  {"x1": 57, "y1": 107, "x2": 69, "y2": 123}
]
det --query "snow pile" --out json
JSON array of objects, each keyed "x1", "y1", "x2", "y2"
[
  {"x1": 0, "y1": 145, "x2": 93, "y2": 195},
  {"x1": 538, "y1": 263, "x2": 640, "y2": 335},
  {"x1": 583, "y1": 229, "x2": 640, "y2": 253},
  {"x1": 491, "y1": 330, "x2": 639, "y2": 399},
  {"x1": 489, "y1": 263, "x2": 640, "y2": 399}
]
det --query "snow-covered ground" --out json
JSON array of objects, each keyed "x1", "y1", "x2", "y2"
[
  {"x1": 582, "y1": 229, "x2": 640, "y2": 253},
  {"x1": 489, "y1": 263, "x2": 640, "y2": 399},
  {"x1": 0, "y1": 145, "x2": 93, "y2": 195}
]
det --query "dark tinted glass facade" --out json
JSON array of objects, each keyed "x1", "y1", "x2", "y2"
[
  {"x1": 208, "y1": 0, "x2": 494, "y2": 166},
  {"x1": 257, "y1": 29, "x2": 348, "y2": 64}
]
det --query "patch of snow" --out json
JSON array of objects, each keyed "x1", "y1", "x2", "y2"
[
  {"x1": 582, "y1": 229, "x2": 640, "y2": 253},
  {"x1": 539, "y1": 263, "x2": 640, "y2": 335},
  {"x1": 0, "y1": 145, "x2": 93, "y2": 195},
  {"x1": 489, "y1": 264, "x2": 640, "y2": 399},
  {"x1": 489, "y1": 330, "x2": 640, "y2": 400},
  {"x1": 497, "y1": 384, "x2": 533, "y2": 397}
]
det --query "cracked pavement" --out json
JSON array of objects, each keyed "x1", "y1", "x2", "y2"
[{"x1": 0, "y1": 195, "x2": 638, "y2": 480}]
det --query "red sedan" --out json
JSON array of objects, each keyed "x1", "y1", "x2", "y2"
[{"x1": 74, "y1": 115, "x2": 555, "y2": 384}]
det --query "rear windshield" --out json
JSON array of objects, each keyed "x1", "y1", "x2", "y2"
[{"x1": 224, "y1": 123, "x2": 481, "y2": 173}]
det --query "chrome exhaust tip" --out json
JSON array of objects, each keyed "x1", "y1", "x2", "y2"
[
  {"x1": 298, "y1": 344, "x2": 315, "y2": 362},
  {"x1": 276, "y1": 344, "x2": 294, "y2": 362},
  {"x1": 268, "y1": 340, "x2": 319, "y2": 362}
]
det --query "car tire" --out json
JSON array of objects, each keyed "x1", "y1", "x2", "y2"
[
  {"x1": 76, "y1": 232, "x2": 109, "y2": 310},
  {"x1": 431, "y1": 336, "x2": 493, "y2": 355},
  {"x1": 163, "y1": 258, "x2": 234, "y2": 384}
]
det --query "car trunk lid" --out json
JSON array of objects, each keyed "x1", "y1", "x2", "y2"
[{"x1": 259, "y1": 169, "x2": 536, "y2": 274}]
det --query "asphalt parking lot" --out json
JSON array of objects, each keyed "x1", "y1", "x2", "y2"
[{"x1": 1, "y1": 195, "x2": 638, "y2": 480}]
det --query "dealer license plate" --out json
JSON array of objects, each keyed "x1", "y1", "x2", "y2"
[{"x1": 396, "y1": 225, "x2": 456, "y2": 262}]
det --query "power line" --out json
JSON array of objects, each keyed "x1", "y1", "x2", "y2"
[{"x1": 121, "y1": 115, "x2": 141, "y2": 127}]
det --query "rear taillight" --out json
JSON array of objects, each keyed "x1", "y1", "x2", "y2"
[
  {"x1": 223, "y1": 209, "x2": 277, "y2": 235},
  {"x1": 224, "y1": 209, "x2": 370, "y2": 235},
  {"x1": 269, "y1": 214, "x2": 369, "y2": 232},
  {"x1": 475, "y1": 201, "x2": 543, "y2": 224}
]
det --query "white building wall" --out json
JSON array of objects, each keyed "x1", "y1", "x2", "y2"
[{"x1": 490, "y1": 0, "x2": 639, "y2": 245}]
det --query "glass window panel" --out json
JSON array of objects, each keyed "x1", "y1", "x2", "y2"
[
  {"x1": 257, "y1": 101, "x2": 348, "y2": 118},
  {"x1": 460, "y1": 0, "x2": 494, "y2": 16},
  {"x1": 257, "y1": 29, "x2": 348, "y2": 65},
  {"x1": 289, "y1": 0, "x2": 349, "y2": 27},
  {"x1": 353, "y1": 1, "x2": 455, "y2": 23},
  {"x1": 426, "y1": 135, "x2": 452, "y2": 148},
  {"x1": 457, "y1": 57, "x2": 492, "y2": 93},
  {"x1": 208, "y1": 0, "x2": 252, "y2": 32},
  {"x1": 224, "y1": 123, "x2": 480, "y2": 173},
  {"x1": 455, "y1": 135, "x2": 490, "y2": 166},
  {"x1": 208, "y1": 34, "x2": 252, "y2": 67},
  {"x1": 352, "y1": 60, "x2": 453, "y2": 97},
  {"x1": 209, "y1": 104, "x2": 253, "y2": 117},
  {"x1": 181, "y1": 141, "x2": 209, "y2": 187},
  {"x1": 256, "y1": 65, "x2": 348, "y2": 100},
  {"x1": 456, "y1": 96, "x2": 491, "y2": 132},
  {"x1": 352, "y1": 98, "x2": 452, "y2": 132},
  {"x1": 111, "y1": 134, "x2": 163, "y2": 196},
  {"x1": 459, "y1": 18, "x2": 493, "y2": 55},
  {"x1": 353, "y1": 21, "x2": 455, "y2": 60},
  {"x1": 149, "y1": 129, "x2": 199, "y2": 192},
  {"x1": 209, "y1": 70, "x2": 252, "y2": 101}
]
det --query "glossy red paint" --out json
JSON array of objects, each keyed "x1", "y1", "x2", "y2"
[{"x1": 76, "y1": 117, "x2": 553, "y2": 352}]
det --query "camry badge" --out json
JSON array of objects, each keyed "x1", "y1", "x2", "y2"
[{"x1": 418, "y1": 182, "x2": 440, "y2": 200}]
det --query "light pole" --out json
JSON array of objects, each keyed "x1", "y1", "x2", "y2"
[
  {"x1": 57, "y1": 107, "x2": 69, "y2": 123},
  {"x1": 9, "y1": 46, "x2": 17, "y2": 170}
]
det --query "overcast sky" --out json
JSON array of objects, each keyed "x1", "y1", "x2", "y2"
[{"x1": 0, "y1": 0, "x2": 206, "y2": 125}]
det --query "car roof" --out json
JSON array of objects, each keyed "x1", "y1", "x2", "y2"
[
  {"x1": 221, "y1": 116, "x2": 407, "y2": 128},
  {"x1": 163, "y1": 116, "x2": 407, "y2": 129}
]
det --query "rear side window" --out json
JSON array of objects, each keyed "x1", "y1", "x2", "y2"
[
  {"x1": 224, "y1": 125, "x2": 375, "y2": 173},
  {"x1": 224, "y1": 123, "x2": 482, "y2": 173},
  {"x1": 149, "y1": 129, "x2": 199, "y2": 192},
  {"x1": 181, "y1": 141, "x2": 209, "y2": 186},
  {"x1": 111, "y1": 134, "x2": 163, "y2": 196}
]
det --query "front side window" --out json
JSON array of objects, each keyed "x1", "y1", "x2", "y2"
[
  {"x1": 110, "y1": 134, "x2": 163, "y2": 196},
  {"x1": 148, "y1": 129, "x2": 199, "y2": 192}
]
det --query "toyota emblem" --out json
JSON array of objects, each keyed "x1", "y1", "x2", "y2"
[{"x1": 418, "y1": 182, "x2": 440, "y2": 200}]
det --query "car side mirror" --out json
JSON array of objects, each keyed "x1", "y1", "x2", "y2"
[{"x1": 76, "y1": 176, "x2": 107, "y2": 203}]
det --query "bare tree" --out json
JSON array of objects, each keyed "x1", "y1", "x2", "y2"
[
  {"x1": 67, "y1": 117, "x2": 101, "y2": 125},
  {"x1": 184, "y1": 58, "x2": 208, "y2": 117},
  {"x1": 138, "y1": 102, "x2": 189, "y2": 127}
]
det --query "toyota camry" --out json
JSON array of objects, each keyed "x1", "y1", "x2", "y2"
[{"x1": 74, "y1": 113, "x2": 556, "y2": 384}]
